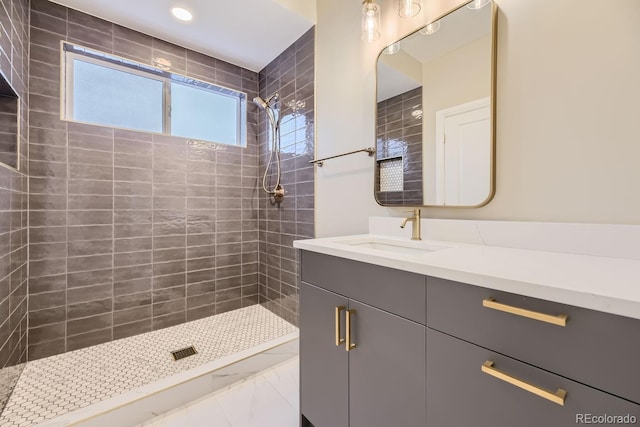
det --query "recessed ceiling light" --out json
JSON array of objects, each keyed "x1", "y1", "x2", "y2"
[{"x1": 171, "y1": 7, "x2": 193, "y2": 22}]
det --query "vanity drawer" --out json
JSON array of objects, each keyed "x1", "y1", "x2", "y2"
[
  {"x1": 427, "y1": 328, "x2": 640, "y2": 427},
  {"x1": 426, "y1": 277, "x2": 640, "y2": 404},
  {"x1": 300, "y1": 251, "x2": 426, "y2": 325}
]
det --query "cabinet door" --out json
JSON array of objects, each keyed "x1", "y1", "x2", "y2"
[
  {"x1": 427, "y1": 328, "x2": 640, "y2": 427},
  {"x1": 349, "y1": 300, "x2": 426, "y2": 427},
  {"x1": 300, "y1": 282, "x2": 349, "y2": 427}
]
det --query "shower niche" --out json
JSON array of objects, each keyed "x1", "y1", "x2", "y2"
[{"x1": 0, "y1": 70, "x2": 19, "y2": 170}]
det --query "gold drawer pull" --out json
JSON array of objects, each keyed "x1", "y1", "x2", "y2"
[
  {"x1": 482, "y1": 361, "x2": 567, "y2": 406},
  {"x1": 335, "y1": 306, "x2": 345, "y2": 346},
  {"x1": 483, "y1": 298, "x2": 568, "y2": 327},
  {"x1": 345, "y1": 309, "x2": 356, "y2": 352}
]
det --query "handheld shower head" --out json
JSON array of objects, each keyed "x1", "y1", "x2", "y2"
[
  {"x1": 265, "y1": 92, "x2": 278, "y2": 104},
  {"x1": 255, "y1": 91, "x2": 283, "y2": 203},
  {"x1": 253, "y1": 92, "x2": 279, "y2": 110},
  {"x1": 253, "y1": 96, "x2": 268, "y2": 109}
]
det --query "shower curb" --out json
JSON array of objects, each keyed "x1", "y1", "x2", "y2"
[{"x1": 36, "y1": 332, "x2": 299, "y2": 427}]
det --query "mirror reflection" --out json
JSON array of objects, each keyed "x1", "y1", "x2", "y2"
[{"x1": 375, "y1": 0, "x2": 494, "y2": 207}]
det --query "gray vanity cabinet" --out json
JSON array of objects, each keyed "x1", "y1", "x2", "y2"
[
  {"x1": 426, "y1": 277, "x2": 640, "y2": 425},
  {"x1": 299, "y1": 251, "x2": 426, "y2": 427},
  {"x1": 427, "y1": 328, "x2": 640, "y2": 426},
  {"x1": 299, "y1": 282, "x2": 349, "y2": 427},
  {"x1": 348, "y1": 300, "x2": 426, "y2": 427},
  {"x1": 426, "y1": 277, "x2": 640, "y2": 404}
]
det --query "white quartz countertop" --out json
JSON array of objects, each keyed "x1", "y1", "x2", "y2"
[{"x1": 293, "y1": 234, "x2": 640, "y2": 320}]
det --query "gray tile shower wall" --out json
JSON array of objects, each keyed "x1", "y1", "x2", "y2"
[
  {"x1": 376, "y1": 87, "x2": 423, "y2": 205},
  {"x1": 27, "y1": 0, "x2": 261, "y2": 360},
  {"x1": 257, "y1": 28, "x2": 314, "y2": 325},
  {"x1": 0, "y1": 0, "x2": 29, "y2": 411}
]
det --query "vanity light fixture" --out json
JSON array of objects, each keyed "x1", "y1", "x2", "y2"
[
  {"x1": 466, "y1": 0, "x2": 491, "y2": 10},
  {"x1": 362, "y1": 0, "x2": 381, "y2": 42},
  {"x1": 398, "y1": 0, "x2": 421, "y2": 18},
  {"x1": 383, "y1": 42, "x2": 401, "y2": 55},
  {"x1": 419, "y1": 20, "x2": 441, "y2": 35},
  {"x1": 171, "y1": 7, "x2": 193, "y2": 21}
]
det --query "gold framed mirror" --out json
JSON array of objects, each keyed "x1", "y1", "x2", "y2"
[{"x1": 375, "y1": 0, "x2": 496, "y2": 207}]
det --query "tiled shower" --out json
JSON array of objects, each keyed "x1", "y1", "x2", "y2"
[
  {"x1": 258, "y1": 28, "x2": 315, "y2": 325},
  {"x1": 376, "y1": 86, "x2": 423, "y2": 205},
  {"x1": 0, "y1": 0, "x2": 314, "y2": 420},
  {"x1": 0, "y1": 0, "x2": 29, "y2": 407}
]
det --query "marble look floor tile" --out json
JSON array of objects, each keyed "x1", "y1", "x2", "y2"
[
  {"x1": 263, "y1": 357, "x2": 299, "y2": 409},
  {"x1": 143, "y1": 357, "x2": 300, "y2": 427}
]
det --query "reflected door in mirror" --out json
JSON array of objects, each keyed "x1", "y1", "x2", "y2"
[{"x1": 436, "y1": 98, "x2": 490, "y2": 206}]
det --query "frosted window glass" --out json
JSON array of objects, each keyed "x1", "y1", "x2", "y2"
[
  {"x1": 170, "y1": 82, "x2": 239, "y2": 145},
  {"x1": 72, "y1": 59, "x2": 163, "y2": 133},
  {"x1": 64, "y1": 44, "x2": 247, "y2": 147}
]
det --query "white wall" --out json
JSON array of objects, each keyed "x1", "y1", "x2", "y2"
[
  {"x1": 274, "y1": 0, "x2": 316, "y2": 24},
  {"x1": 380, "y1": 49, "x2": 423, "y2": 86},
  {"x1": 422, "y1": 35, "x2": 491, "y2": 202},
  {"x1": 315, "y1": 0, "x2": 640, "y2": 237}
]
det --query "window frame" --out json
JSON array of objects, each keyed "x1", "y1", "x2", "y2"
[{"x1": 61, "y1": 41, "x2": 247, "y2": 147}]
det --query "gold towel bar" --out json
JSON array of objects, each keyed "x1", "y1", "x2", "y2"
[{"x1": 310, "y1": 147, "x2": 375, "y2": 167}]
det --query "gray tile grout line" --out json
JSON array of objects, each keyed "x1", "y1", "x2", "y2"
[
  {"x1": 183, "y1": 54, "x2": 188, "y2": 323},
  {"x1": 183, "y1": 136, "x2": 186, "y2": 324},
  {"x1": 150, "y1": 130, "x2": 155, "y2": 330},
  {"x1": 64, "y1": 0, "x2": 69, "y2": 355},
  {"x1": 112, "y1": 108, "x2": 115, "y2": 343}
]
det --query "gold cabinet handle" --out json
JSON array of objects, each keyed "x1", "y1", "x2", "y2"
[
  {"x1": 335, "y1": 306, "x2": 345, "y2": 346},
  {"x1": 482, "y1": 361, "x2": 567, "y2": 406},
  {"x1": 345, "y1": 309, "x2": 356, "y2": 352},
  {"x1": 482, "y1": 298, "x2": 568, "y2": 327}
]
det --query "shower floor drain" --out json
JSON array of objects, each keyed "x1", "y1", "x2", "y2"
[{"x1": 171, "y1": 346, "x2": 198, "y2": 361}]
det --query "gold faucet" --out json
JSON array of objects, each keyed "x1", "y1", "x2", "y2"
[{"x1": 400, "y1": 209, "x2": 422, "y2": 240}]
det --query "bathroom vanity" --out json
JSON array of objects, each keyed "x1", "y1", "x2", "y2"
[
  {"x1": 295, "y1": 231, "x2": 640, "y2": 427},
  {"x1": 299, "y1": 251, "x2": 426, "y2": 427}
]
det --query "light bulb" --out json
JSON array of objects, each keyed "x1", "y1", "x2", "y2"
[
  {"x1": 466, "y1": 0, "x2": 490, "y2": 10},
  {"x1": 419, "y1": 20, "x2": 440, "y2": 35},
  {"x1": 171, "y1": 7, "x2": 193, "y2": 21},
  {"x1": 398, "y1": 0, "x2": 421, "y2": 18},
  {"x1": 383, "y1": 42, "x2": 401, "y2": 55},
  {"x1": 362, "y1": 1, "x2": 381, "y2": 42}
]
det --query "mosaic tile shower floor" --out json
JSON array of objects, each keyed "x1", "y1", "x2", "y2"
[{"x1": 0, "y1": 305, "x2": 296, "y2": 427}]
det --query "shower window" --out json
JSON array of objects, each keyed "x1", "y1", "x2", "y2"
[{"x1": 61, "y1": 42, "x2": 247, "y2": 147}]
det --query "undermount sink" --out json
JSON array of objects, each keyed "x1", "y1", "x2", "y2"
[{"x1": 336, "y1": 237, "x2": 450, "y2": 255}]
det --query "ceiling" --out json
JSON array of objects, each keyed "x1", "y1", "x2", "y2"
[
  {"x1": 401, "y1": 4, "x2": 491, "y2": 64},
  {"x1": 377, "y1": 61, "x2": 421, "y2": 102},
  {"x1": 50, "y1": 0, "x2": 315, "y2": 72},
  {"x1": 377, "y1": 3, "x2": 491, "y2": 101}
]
